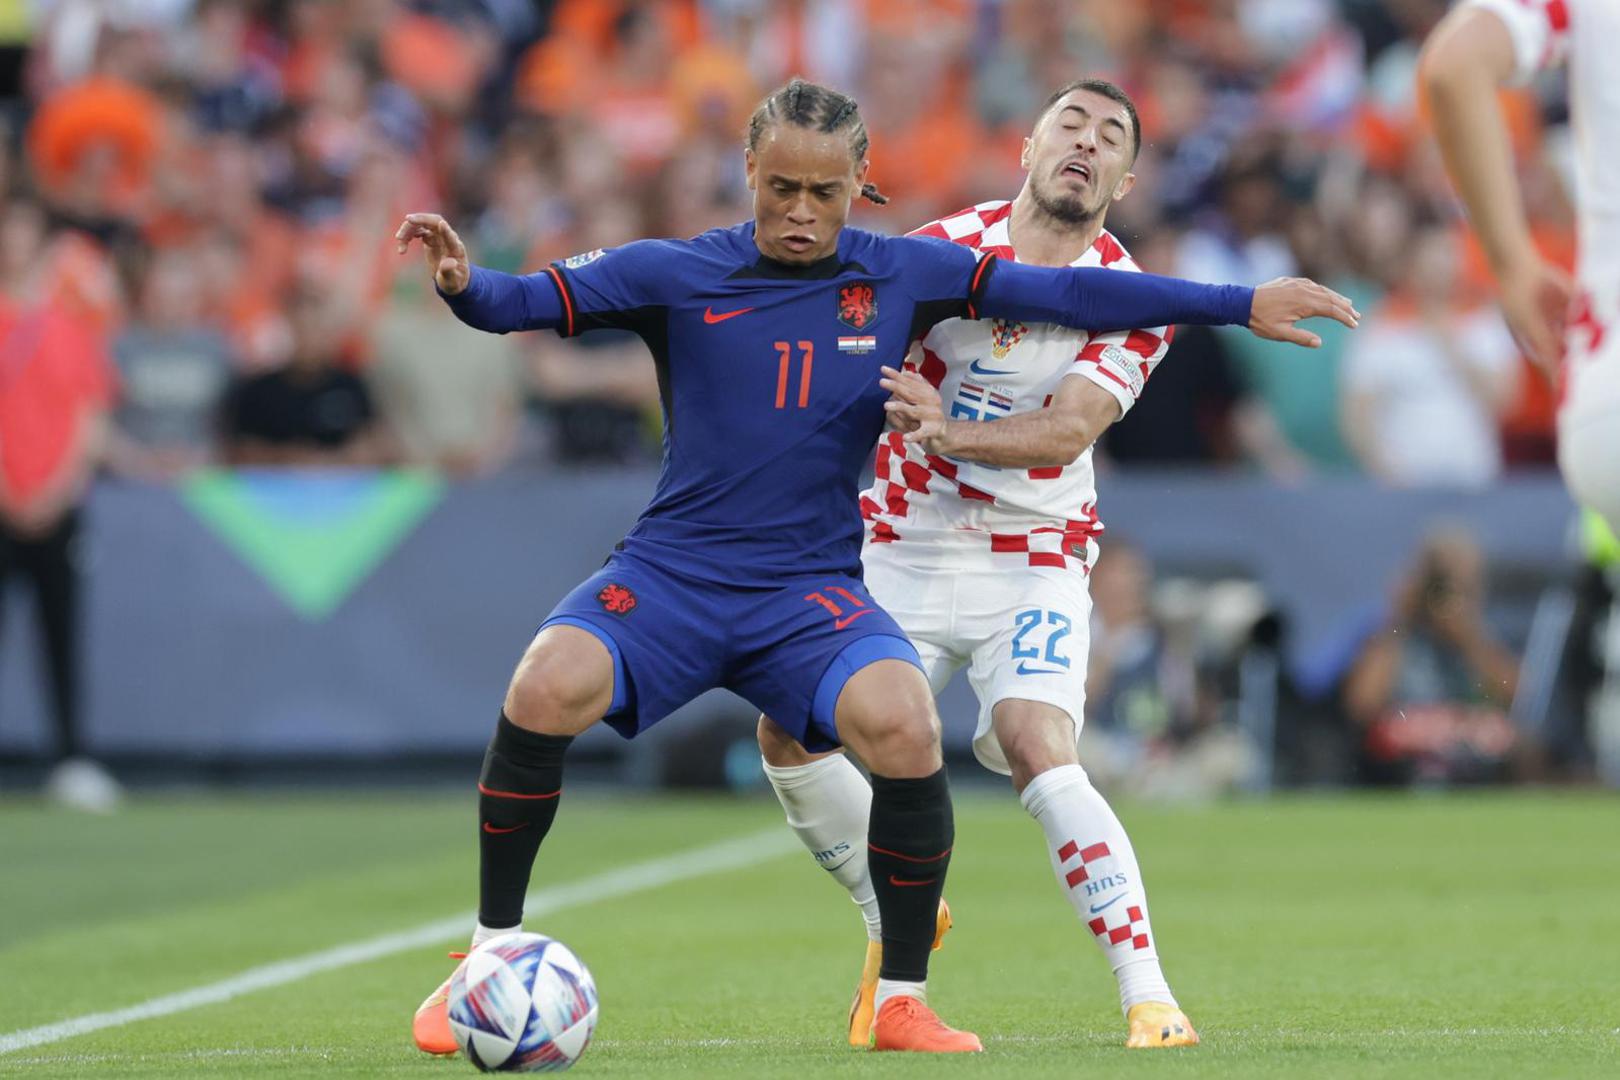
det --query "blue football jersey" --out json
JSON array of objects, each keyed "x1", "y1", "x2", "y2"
[{"x1": 548, "y1": 222, "x2": 985, "y2": 585}]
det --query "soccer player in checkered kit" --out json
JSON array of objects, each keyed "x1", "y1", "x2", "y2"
[
  {"x1": 1422, "y1": 0, "x2": 1620, "y2": 533},
  {"x1": 756, "y1": 80, "x2": 1242, "y2": 1049},
  {"x1": 398, "y1": 78, "x2": 1354, "y2": 1056}
]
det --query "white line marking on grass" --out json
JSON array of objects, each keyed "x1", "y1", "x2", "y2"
[{"x1": 0, "y1": 828, "x2": 795, "y2": 1057}]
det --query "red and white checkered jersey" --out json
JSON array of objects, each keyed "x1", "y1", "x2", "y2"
[
  {"x1": 1468, "y1": 0, "x2": 1620, "y2": 358},
  {"x1": 861, "y1": 200, "x2": 1172, "y2": 571}
]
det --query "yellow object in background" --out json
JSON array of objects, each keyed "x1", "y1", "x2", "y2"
[
  {"x1": 1583, "y1": 509, "x2": 1620, "y2": 568},
  {"x1": 0, "y1": 0, "x2": 28, "y2": 44}
]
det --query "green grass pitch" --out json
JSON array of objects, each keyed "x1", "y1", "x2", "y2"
[{"x1": 2, "y1": 789, "x2": 1617, "y2": 1078}]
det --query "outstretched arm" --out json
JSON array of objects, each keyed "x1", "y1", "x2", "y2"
[
  {"x1": 974, "y1": 259, "x2": 1358, "y2": 346},
  {"x1": 1420, "y1": 5, "x2": 1572, "y2": 370},
  {"x1": 395, "y1": 212, "x2": 566, "y2": 334}
]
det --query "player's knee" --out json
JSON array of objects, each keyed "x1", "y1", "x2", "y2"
[
  {"x1": 505, "y1": 628, "x2": 615, "y2": 733},
  {"x1": 834, "y1": 659, "x2": 941, "y2": 776},
  {"x1": 872, "y1": 730, "x2": 942, "y2": 778},
  {"x1": 993, "y1": 701, "x2": 1079, "y2": 790},
  {"x1": 854, "y1": 709, "x2": 942, "y2": 776}
]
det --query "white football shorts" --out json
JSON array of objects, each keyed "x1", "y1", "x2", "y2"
[
  {"x1": 1560, "y1": 340, "x2": 1620, "y2": 533},
  {"x1": 861, "y1": 542, "x2": 1092, "y2": 775}
]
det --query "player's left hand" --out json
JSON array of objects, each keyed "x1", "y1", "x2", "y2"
[
  {"x1": 880, "y1": 366, "x2": 947, "y2": 450},
  {"x1": 1249, "y1": 277, "x2": 1359, "y2": 347},
  {"x1": 1497, "y1": 257, "x2": 1573, "y2": 377}
]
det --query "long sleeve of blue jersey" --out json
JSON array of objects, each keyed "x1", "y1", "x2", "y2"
[
  {"x1": 894, "y1": 234, "x2": 1252, "y2": 336},
  {"x1": 438, "y1": 240, "x2": 685, "y2": 336}
]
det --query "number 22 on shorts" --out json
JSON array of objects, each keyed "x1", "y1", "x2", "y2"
[{"x1": 1012, "y1": 608, "x2": 1071, "y2": 674}]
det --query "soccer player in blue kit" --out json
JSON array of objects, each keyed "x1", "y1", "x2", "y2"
[{"x1": 397, "y1": 79, "x2": 1354, "y2": 1055}]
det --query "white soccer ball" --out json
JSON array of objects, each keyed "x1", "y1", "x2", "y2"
[{"x1": 448, "y1": 932, "x2": 599, "y2": 1072}]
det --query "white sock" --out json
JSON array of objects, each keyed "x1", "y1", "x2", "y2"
[
  {"x1": 471, "y1": 921, "x2": 519, "y2": 950},
  {"x1": 1020, "y1": 763, "x2": 1176, "y2": 1014},
  {"x1": 874, "y1": 978, "x2": 926, "y2": 1011},
  {"x1": 762, "y1": 753, "x2": 882, "y2": 941}
]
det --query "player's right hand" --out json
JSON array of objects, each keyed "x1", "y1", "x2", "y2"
[
  {"x1": 395, "y1": 213, "x2": 470, "y2": 295},
  {"x1": 1249, "y1": 277, "x2": 1359, "y2": 348},
  {"x1": 1497, "y1": 257, "x2": 1573, "y2": 377}
]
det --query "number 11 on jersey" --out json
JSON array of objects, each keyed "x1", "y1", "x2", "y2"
[{"x1": 775, "y1": 340, "x2": 814, "y2": 409}]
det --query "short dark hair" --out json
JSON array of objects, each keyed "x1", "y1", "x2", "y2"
[
  {"x1": 1037, "y1": 78, "x2": 1142, "y2": 162},
  {"x1": 746, "y1": 78, "x2": 887, "y2": 205}
]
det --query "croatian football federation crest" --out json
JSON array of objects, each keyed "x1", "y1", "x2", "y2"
[
  {"x1": 596, "y1": 583, "x2": 637, "y2": 615},
  {"x1": 990, "y1": 319, "x2": 1029, "y2": 358},
  {"x1": 837, "y1": 282, "x2": 877, "y2": 330}
]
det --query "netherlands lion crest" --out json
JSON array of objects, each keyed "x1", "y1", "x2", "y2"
[
  {"x1": 991, "y1": 319, "x2": 1029, "y2": 358},
  {"x1": 838, "y1": 282, "x2": 877, "y2": 330},
  {"x1": 596, "y1": 583, "x2": 637, "y2": 615}
]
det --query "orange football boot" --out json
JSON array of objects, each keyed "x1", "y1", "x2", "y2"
[
  {"x1": 847, "y1": 898, "x2": 952, "y2": 1047},
  {"x1": 411, "y1": 951, "x2": 466, "y2": 1056},
  {"x1": 1125, "y1": 1001, "x2": 1200, "y2": 1048},
  {"x1": 871, "y1": 995, "x2": 982, "y2": 1053}
]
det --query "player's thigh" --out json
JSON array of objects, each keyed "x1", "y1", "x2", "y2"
[
  {"x1": 532, "y1": 556, "x2": 727, "y2": 740},
  {"x1": 961, "y1": 566, "x2": 1093, "y2": 777},
  {"x1": 755, "y1": 620, "x2": 954, "y2": 768},
  {"x1": 726, "y1": 572, "x2": 937, "y2": 774}
]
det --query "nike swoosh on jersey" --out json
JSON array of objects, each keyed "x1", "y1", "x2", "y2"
[
  {"x1": 1015, "y1": 662, "x2": 1064, "y2": 675},
  {"x1": 968, "y1": 359, "x2": 1017, "y2": 375},
  {"x1": 703, "y1": 306, "x2": 755, "y2": 324},
  {"x1": 1088, "y1": 893, "x2": 1127, "y2": 914},
  {"x1": 834, "y1": 609, "x2": 878, "y2": 630}
]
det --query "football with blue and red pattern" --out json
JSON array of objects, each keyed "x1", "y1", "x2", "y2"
[{"x1": 448, "y1": 933, "x2": 599, "y2": 1073}]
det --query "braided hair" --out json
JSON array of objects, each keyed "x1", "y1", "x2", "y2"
[{"x1": 746, "y1": 78, "x2": 888, "y2": 205}]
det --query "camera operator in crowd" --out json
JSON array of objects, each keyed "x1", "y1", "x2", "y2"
[{"x1": 1343, "y1": 526, "x2": 1523, "y2": 785}]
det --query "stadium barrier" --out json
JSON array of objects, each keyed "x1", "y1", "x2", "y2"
[{"x1": 0, "y1": 468, "x2": 1577, "y2": 778}]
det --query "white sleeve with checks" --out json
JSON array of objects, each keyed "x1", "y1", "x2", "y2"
[{"x1": 1066, "y1": 258, "x2": 1172, "y2": 418}]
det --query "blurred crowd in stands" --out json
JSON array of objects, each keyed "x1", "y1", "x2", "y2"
[
  {"x1": 0, "y1": 0, "x2": 1575, "y2": 488},
  {"x1": 3, "y1": 0, "x2": 1611, "y2": 805}
]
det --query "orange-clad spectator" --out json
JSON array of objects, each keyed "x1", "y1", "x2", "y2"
[
  {"x1": 382, "y1": 12, "x2": 487, "y2": 116},
  {"x1": 0, "y1": 198, "x2": 122, "y2": 812},
  {"x1": 670, "y1": 39, "x2": 757, "y2": 137},
  {"x1": 38, "y1": 226, "x2": 124, "y2": 339},
  {"x1": 549, "y1": 0, "x2": 699, "y2": 56},
  {"x1": 515, "y1": 0, "x2": 698, "y2": 118},
  {"x1": 27, "y1": 75, "x2": 161, "y2": 220},
  {"x1": 583, "y1": 7, "x2": 683, "y2": 176},
  {"x1": 861, "y1": 37, "x2": 983, "y2": 220}
]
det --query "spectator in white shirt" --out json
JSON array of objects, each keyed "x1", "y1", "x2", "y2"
[{"x1": 1342, "y1": 225, "x2": 1518, "y2": 488}]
